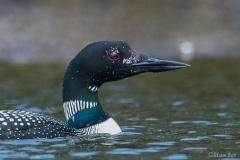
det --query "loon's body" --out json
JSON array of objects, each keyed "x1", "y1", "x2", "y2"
[{"x1": 0, "y1": 41, "x2": 189, "y2": 139}]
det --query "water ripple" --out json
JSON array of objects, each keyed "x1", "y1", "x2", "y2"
[
  {"x1": 107, "y1": 147, "x2": 160, "y2": 155},
  {"x1": 69, "y1": 151, "x2": 98, "y2": 158},
  {"x1": 181, "y1": 136, "x2": 209, "y2": 141},
  {"x1": 163, "y1": 154, "x2": 188, "y2": 160},
  {"x1": 183, "y1": 147, "x2": 207, "y2": 151},
  {"x1": 148, "y1": 141, "x2": 176, "y2": 146}
]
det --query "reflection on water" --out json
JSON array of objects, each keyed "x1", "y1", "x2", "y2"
[{"x1": 0, "y1": 57, "x2": 240, "y2": 159}]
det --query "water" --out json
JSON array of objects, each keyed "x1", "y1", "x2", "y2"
[{"x1": 0, "y1": 57, "x2": 240, "y2": 159}]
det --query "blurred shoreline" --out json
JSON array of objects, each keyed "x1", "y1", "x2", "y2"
[{"x1": 0, "y1": 0, "x2": 239, "y2": 62}]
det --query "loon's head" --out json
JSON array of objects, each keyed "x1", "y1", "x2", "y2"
[
  {"x1": 62, "y1": 41, "x2": 190, "y2": 134},
  {"x1": 63, "y1": 41, "x2": 189, "y2": 100}
]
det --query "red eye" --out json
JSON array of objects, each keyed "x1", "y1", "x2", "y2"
[
  {"x1": 107, "y1": 47, "x2": 120, "y2": 60},
  {"x1": 108, "y1": 51, "x2": 120, "y2": 60}
]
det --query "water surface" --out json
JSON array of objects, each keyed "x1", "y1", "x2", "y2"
[{"x1": 0, "y1": 57, "x2": 239, "y2": 159}]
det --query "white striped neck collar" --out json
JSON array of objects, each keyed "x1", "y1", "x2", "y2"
[
  {"x1": 63, "y1": 99, "x2": 113, "y2": 130},
  {"x1": 63, "y1": 99, "x2": 99, "y2": 121}
]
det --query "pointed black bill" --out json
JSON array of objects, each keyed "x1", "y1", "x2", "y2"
[
  {"x1": 129, "y1": 57, "x2": 190, "y2": 73},
  {"x1": 134, "y1": 57, "x2": 190, "y2": 72}
]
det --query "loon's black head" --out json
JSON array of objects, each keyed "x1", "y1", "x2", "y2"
[{"x1": 63, "y1": 41, "x2": 189, "y2": 93}]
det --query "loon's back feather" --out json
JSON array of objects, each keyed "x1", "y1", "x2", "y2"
[{"x1": 0, "y1": 110, "x2": 75, "y2": 139}]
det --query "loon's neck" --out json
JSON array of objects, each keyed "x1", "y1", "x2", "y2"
[{"x1": 62, "y1": 65, "x2": 121, "y2": 134}]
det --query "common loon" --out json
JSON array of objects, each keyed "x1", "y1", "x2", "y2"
[{"x1": 0, "y1": 41, "x2": 189, "y2": 139}]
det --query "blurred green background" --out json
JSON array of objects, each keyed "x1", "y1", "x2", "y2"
[{"x1": 0, "y1": 0, "x2": 239, "y2": 61}]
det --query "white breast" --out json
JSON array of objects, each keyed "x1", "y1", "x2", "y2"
[{"x1": 97, "y1": 118, "x2": 122, "y2": 135}]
